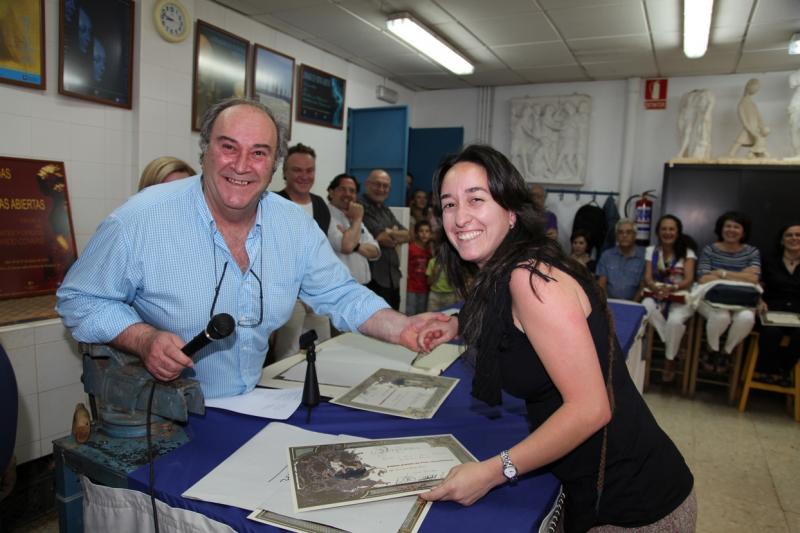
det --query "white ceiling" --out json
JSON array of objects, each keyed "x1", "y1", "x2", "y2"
[{"x1": 213, "y1": 0, "x2": 800, "y2": 90}]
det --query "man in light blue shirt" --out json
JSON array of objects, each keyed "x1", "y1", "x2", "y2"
[
  {"x1": 596, "y1": 219, "x2": 646, "y2": 301},
  {"x1": 56, "y1": 98, "x2": 454, "y2": 399}
]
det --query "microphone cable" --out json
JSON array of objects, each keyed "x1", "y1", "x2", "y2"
[{"x1": 147, "y1": 381, "x2": 160, "y2": 533}]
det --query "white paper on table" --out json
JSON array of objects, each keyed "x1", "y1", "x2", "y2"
[
  {"x1": 183, "y1": 422, "x2": 428, "y2": 533},
  {"x1": 204, "y1": 387, "x2": 303, "y2": 420},
  {"x1": 280, "y1": 334, "x2": 418, "y2": 387},
  {"x1": 182, "y1": 423, "x2": 355, "y2": 511}
]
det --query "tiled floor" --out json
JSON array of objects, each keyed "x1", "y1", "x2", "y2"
[
  {"x1": 9, "y1": 386, "x2": 800, "y2": 533},
  {"x1": 646, "y1": 384, "x2": 800, "y2": 533}
]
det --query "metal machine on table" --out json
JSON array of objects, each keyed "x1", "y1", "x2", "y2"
[{"x1": 53, "y1": 314, "x2": 235, "y2": 532}]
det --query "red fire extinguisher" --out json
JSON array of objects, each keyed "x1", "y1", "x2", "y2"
[{"x1": 624, "y1": 190, "x2": 657, "y2": 245}]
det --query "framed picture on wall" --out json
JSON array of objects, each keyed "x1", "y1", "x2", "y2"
[
  {"x1": 296, "y1": 64, "x2": 346, "y2": 130},
  {"x1": 0, "y1": 156, "x2": 77, "y2": 300},
  {"x1": 251, "y1": 44, "x2": 295, "y2": 137},
  {"x1": 58, "y1": 0, "x2": 135, "y2": 108},
  {"x1": 192, "y1": 20, "x2": 249, "y2": 131},
  {"x1": 0, "y1": 0, "x2": 46, "y2": 89}
]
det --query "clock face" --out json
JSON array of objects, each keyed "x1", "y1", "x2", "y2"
[{"x1": 155, "y1": 1, "x2": 188, "y2": 42}]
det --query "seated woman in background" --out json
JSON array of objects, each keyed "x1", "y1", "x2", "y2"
[
  {"x1": 641, "y1": 215, "x2": 696, "y2": 382},
  {"x1": 696, "y1": 211, "x2": 760, "y2": 370},
  {"x1": 569, "y1": 228, "x2": 595, "y2": 273},
  {"x1": 420, "y1": 145, "x2": 695, "y2": 532},
  {"x1": 756, "y1": 222, "x2": 800, "y2": 382},
  {"x1": 137, "y1": 156, "x2": 196, "y2": 191}
]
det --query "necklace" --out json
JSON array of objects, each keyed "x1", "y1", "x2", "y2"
[{"x1": 785, "y1": 253, "x2": 800, "y2": 268}]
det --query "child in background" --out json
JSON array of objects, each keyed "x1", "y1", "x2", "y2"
[
  {"x1": 426, "y1": 251, "x2": 459, "y2": 311},
  {"x1": 406, "y1": 220, "x2": 432, "y2": 314},
  {"x1": 570, "y1": 229, "x2": 596, "y2": 273}
]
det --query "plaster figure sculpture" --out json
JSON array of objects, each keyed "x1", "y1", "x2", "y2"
[
  {"x1": 675, "y1": 89, "x2": 714, "y2": 160},
  {"x1": 788, "y1": 69, "x2": 800, "y2": 159},
  {"x1": 510, "y1": 94, "x2": 591, "y2": 185},
  {"x1": 728, "y1": 78, "x2": 770, "y2": 158}
]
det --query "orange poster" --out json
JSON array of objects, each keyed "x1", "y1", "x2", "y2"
[{"x1": 0, "y1": 157, "x2": 77, "y2": 299}]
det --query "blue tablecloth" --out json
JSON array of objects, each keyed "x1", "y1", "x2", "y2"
[{"x1": 128, "y1": 301, "x2": 645, "y2": 532}]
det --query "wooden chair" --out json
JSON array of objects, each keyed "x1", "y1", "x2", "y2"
[
  {"x1": 643, "y1": 315, "x2": 695, "y2": 394},
  {"x1": 738, "y1": 332, "x2": 800, "y2": 422},
  {"x1": 687, "y1": 315, "x2": 747, "y2": 404}
]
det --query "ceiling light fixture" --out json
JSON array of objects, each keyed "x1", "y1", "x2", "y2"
[
  {"x1": 386, "y1": 13, "x2": 474, "y2": 75},
  {"x1": 683, "y1": 0, "x2": 714, "y2": 58},
  {"x1": 790, "y1": 33, "x2": 800, "y2": 55}
]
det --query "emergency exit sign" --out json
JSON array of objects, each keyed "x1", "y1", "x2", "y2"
[{"x1": 644, "y1": 78, "x2": 668, "y2": 109}]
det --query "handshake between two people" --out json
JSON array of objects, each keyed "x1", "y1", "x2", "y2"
[{"x1": 114, "y1": 310, "x2": 460, "y2": 384}]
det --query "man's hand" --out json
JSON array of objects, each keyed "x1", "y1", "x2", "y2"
[
  {"x1": 345, "y1": 201, "x2": 364, "y2": 222},
  {"x1": 113, "y1": 323, "x2": 193, "y2": 382},
  {"x1": 398, "y1": 313, "x2": 458, "y2": 353},
  {"x1": 138, "y1": 329, "x2": 194, "y2": 382}
]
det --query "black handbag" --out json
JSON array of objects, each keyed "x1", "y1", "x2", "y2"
[{"x1": 705, "y1": 284, "x2": 760, "y2": 307}]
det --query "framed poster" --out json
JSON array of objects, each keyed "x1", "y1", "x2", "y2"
[
  {"x1": 251, "y1": 44, "x2": 295, "y2": 137},
  {"x1": 0, "y1": 157, "x2": 77, "y2": 300},
  {"x1": 58, "y1": 0, "x2": 134, "y2": 108},
  {"x1": 296, "y1": 64, "x2": 346, "y2": 130},
  {"x1": 192, "y1": 20, "x2": 249, "y2": 131},
  {"x1": 0, "y1": 0, "x2": 46, "y2": 89}
]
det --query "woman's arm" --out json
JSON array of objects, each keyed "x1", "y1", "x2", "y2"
[
  {"x1": 421, "y1": 267, "x2": 611, "y2": 505},
  {"x1": 643, "y1": 258, "x2": 655, "y2": 289},
  {"x1": 675, "y1": 257, "x2": 696, "y2": 291}
]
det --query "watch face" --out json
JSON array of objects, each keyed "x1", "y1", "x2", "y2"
[
  {"x1": 504, "y1": 465, "x2": 517, "y2": 479},
  {"x1": 160, "y1": 3, "x2": 185, "y2": 37}
]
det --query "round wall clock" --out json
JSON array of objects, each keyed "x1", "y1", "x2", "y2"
[{"x1": 154, "y1": 0, "x2": 190, "y2": 43}]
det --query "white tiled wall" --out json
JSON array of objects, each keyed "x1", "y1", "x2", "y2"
[{"x1": 1, "y1": 320, "x2": 86, "y2": 464}]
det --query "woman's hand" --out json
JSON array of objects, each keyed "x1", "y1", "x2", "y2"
[{"x1": 419, "y1": 460, "x2": 504, "y2": 506}]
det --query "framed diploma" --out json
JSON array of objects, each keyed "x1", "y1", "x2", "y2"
[
  {"x1": 296, "y1": 64, "x2": 346, "y2": 130},
  {"x1": 58, "y1": 0, "x2": 135, "y2": 108},
  {"x1": 0, "y1": 157, "x2": 77, "y2": 299},
  {"x1": 252, "y1": 44, "x2": 295, "y2": 137},
  {"x1": 288, "y1": 434, "x2": 475, "y2": 512},
  {"x1": 0, "y1": 0, "x2": 46, "y2": 89},
  {"x1": 192, "y1": 20, "x2": 249, "y2": 131},
  {"x1": 331, "y1": 368, "x2": 459, "y2": 419}
]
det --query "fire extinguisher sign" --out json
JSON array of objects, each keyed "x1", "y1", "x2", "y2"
[{"x1": 644, "y1": 78, "x2": 668, "y2": 109}]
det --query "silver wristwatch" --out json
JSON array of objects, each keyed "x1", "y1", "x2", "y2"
[{"x1": 500, "y1": 449, "x2": 518, "y2": 484}]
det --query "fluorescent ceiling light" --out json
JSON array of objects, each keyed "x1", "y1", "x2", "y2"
[
  {"x1": 790, "y1": 33, "x2": 800, "y2": 55},
  {"x1": 386, "y1": 13, "x2": 474, "y2": 75},
  {"x1": 683, "y1": 0, "x2": 714, "y2": 58}
]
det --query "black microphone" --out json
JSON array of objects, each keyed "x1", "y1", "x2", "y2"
[{"x1": 181, "y1": 313, "x2": 236, "y2": 357}]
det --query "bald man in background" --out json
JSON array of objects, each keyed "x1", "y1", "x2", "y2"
[{"x1": 361, "y1": 169, "x2": 409, "y2": 310}]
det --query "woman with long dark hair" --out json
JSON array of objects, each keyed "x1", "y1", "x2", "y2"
[
  {"x1": 641, "y1": 215, "x2": 697, "y2": 382},
  {"x1": 419, "y1": 145, "x2": 695, "y2": 532}
]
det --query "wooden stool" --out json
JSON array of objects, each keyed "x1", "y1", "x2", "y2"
[
  {"x1": 687, "y1": 315, "x2": 747, "y2": 404},
  {"x1": 738, "y1": 332, "x2": 800, "y2": 422},
  {"x1": 643, "y1": 315, "x2": 695, "y2": 394}
]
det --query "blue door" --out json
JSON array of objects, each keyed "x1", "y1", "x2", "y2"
[
  {"x1": 346, "y1": 106, "x2": 409, "y2": 207},
  {"x1": 408, "y1": 127, "x2": 464, "y2": 193}
]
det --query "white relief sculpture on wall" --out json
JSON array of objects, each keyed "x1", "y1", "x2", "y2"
[
  {"x1": 510, "y1": 94, "x2": 591, "y2": 185},
  {"x1": 728, "y1": 78, "x2": 770, "y2": 159},
  {"x1": 675, "y1": 89, "x2": 714, "y2": 160},
  {"x1": 787, "y1": 69, "x2": 800, "y2": 159}
]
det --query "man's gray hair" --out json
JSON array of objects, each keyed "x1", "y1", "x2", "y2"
[
  {"x1": 198, "y1": 97, "x2": 288, "y2": 173},
  {"x1": 615, "y1": 218, "x2": 636, "y2": 233}
]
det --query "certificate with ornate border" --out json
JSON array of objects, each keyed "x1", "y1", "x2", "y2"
[
  {"x1": 288, "y1": 434, "x2": 475, "y2": 512},
  {"x1": 331, "y1": 368, "x2": 458, "y2": 420}
]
